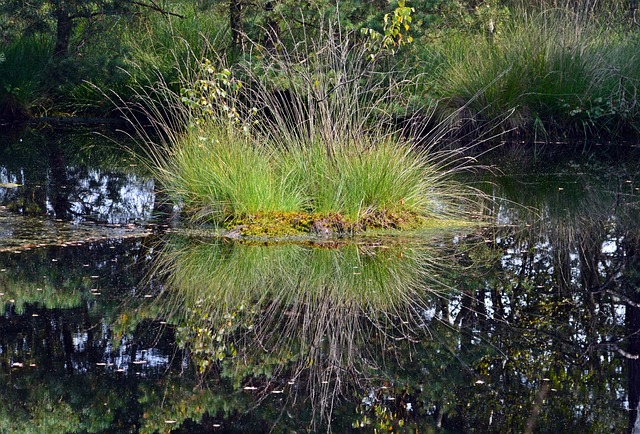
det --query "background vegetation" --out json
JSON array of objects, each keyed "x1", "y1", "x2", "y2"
[{"x1": 1, "y1": 0, "x2": 638, "y2": 142}]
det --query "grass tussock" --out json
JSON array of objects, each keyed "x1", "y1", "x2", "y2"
[
  {"x1": 0, "y1": 34, "x2": 54, "y2": 120},
  {"x1": 128, "y1": 19, "x2": 481, "y2": 236},
  {"x1": 431, "y1": 9, "x2": 640, "y2": 138}
]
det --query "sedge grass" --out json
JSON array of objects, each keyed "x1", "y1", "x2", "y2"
[
  {"x1": 0, "y1": 34, "x2": 54, "y2": 119},
  {"x1": 430, "y1": 9, "x2": 640, "y2": 138},
  {"x1": 125, "y1": 16, "x2": 482, "y2": 235}
]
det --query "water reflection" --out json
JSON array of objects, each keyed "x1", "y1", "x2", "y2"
[
  {"x1": 478, "y1": 153, "x2": 640, "y2": 433},
  {"x1": 0, "y1": 128, "x2": 155, "y2": 224},
  {"x1": 0, "y1": 238, "x2": 185, "y2": 433},
  {"x1": 148, "y1": 237, "x2": 452, "y2": 427},
  {"x1": 1, "y1": 143, "x2": 639, "y2": 432}
]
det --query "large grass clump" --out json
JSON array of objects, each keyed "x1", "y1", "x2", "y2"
[
  {"x1": 0, "y1": 34, "x2": 54, "y2": 121},
  {"x1": 429, "y1": 8, "x2": 640, "y2": 138},
  {"x1": 134, "y1": 22, "x2": 478, "y2": 236}
]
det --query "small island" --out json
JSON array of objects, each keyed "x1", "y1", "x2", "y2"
[{"x1": 139, "y1": 27, "x2": 478, "y2": 238}]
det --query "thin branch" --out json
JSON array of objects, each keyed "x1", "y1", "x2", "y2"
[{"x1": 124, "y1": 0, "x2": 185, "y2": 19}]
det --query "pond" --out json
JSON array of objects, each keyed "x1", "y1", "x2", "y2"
[{"x1": 0, "y1": 127, "x2": 639, "y2": 433}]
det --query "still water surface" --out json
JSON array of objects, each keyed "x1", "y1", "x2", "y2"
[{"x1": 0, "y1": 128, "x2": 639, "y2": 433}]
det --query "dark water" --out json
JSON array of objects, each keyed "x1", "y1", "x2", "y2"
[{"x1": 1, "y1": 128, "x2": 639, "y2": 433}]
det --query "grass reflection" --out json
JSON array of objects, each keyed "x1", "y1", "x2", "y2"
[{"x1": 149, "y1": 236, "x2": 456, "y2": 426}]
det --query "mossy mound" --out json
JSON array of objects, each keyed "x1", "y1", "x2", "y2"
[{"x1": 224, "y1": 210, "x2": 426, "y2": 237}]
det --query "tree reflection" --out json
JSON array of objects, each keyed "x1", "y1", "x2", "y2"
[{"x1": 0, "y1": 128, "x2": 155, "y2": 224}]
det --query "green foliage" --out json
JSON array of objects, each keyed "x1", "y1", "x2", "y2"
[
  {"x1": 180, "y1": 59, "x2": 245, "y2": 125},
  {"x1": 428, "y1": 9, "x2": 640, "y2": 137},
  {"x1": 0, "y1": 0, "x2": 637, "y2": 139},
  {"x1": 0, "y1": 34, "x2": 53, "y2": 113},
  {"x1": 176, "y1": 304, "x2": 250, "y2": 373},
  {"x1": 362, "y1": 0, "x2": 415, "y2": 56}
]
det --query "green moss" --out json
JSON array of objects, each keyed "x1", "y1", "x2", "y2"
[{"x1": 223, "y1": 209, "x2": 436, "y2": 237}]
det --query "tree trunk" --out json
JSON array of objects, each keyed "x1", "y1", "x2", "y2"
[
  {"x1": 263, "y1": 1, "x2": 280, "y2": 51},
  {"x1": 230, "y1": 0, "x2": 243, "y2": 51},
  {"x1": 53, "y1": 1, "x2": 73, "y2": 58}
]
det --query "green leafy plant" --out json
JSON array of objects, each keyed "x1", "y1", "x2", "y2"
[
  {"x1": 362, "y1": 0, "x2": 415, "y2": 57},
  {"x1": 180, "y1": 58, "x2": 245, "y2": 126}
]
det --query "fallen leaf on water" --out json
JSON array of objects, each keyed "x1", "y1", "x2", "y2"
[{"x1": 0, "y1": 183, "x2": 21, "y2": 188}]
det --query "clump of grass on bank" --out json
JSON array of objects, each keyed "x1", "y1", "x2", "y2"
[
  {"x1": 131, "y1": 20, "x2": 480, "y2": 236},
  {"x1": 428, "y1": 9, "x2": 640, "y2": 139},
  {"x1": 0, "y1": 34, "x2": 54, "y2": 121}
]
